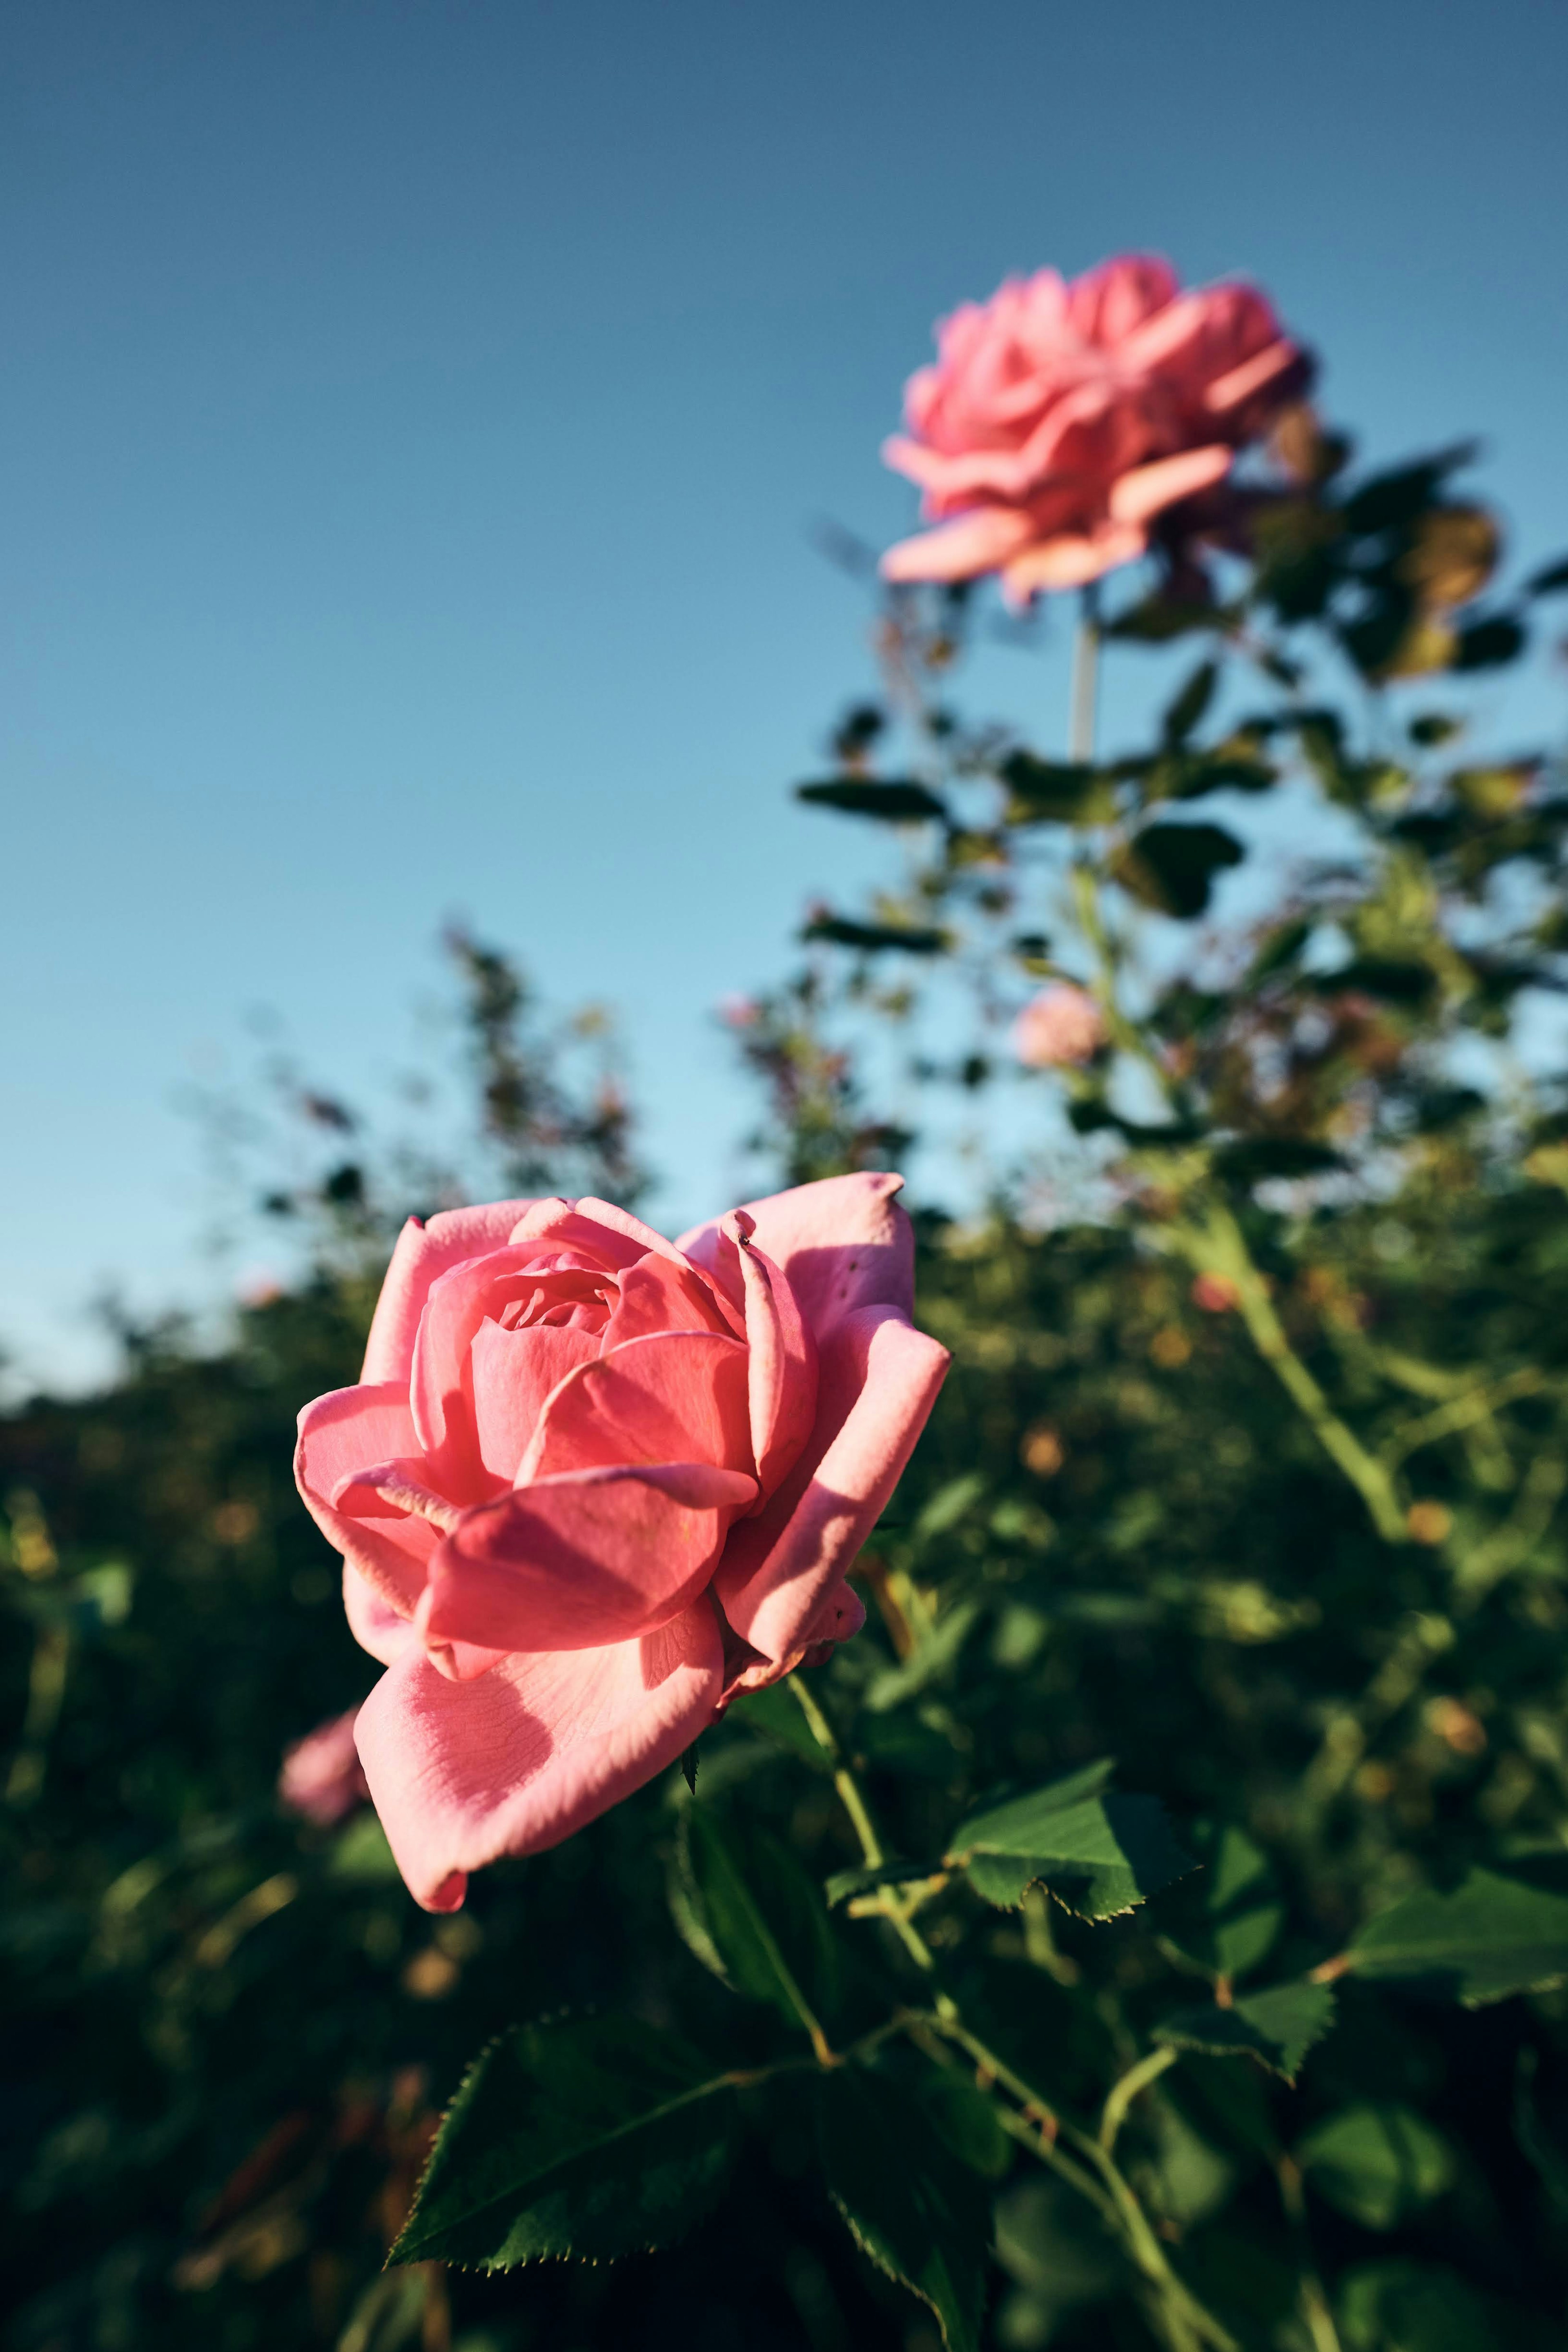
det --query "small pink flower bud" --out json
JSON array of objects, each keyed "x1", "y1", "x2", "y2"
[{"x1": 1012, "y1": 985, "x2": 1105, "y2": 1068}]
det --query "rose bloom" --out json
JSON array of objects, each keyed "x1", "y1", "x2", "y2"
[
  {"x1": 294, "y1": 1175, "x2": 949, "y2": 1910},
  {"x1": 278, "y1": 1707, "x2": 369, "y2": 1827},
  {"x1": 1013, "y1": 984, "x2": 1105, "y2": 1069},
  {"x1": 882, "y1": 252, "x2": 1310, "y2": 604}
]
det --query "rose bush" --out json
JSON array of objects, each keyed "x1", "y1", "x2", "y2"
[
  {"x1": 294, "y1": 1173, "x2": 948, "y2": 1909},
  {"x1": 881, "y1": 251, "x2": 1309, "y2": 600}
]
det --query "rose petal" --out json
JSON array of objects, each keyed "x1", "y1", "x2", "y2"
[
  {"x1": 719, "y1": 1308, "x2": 949, "y2": 1674},
  {"x1": 599, "y1": 1251, "x2": 743, "y2": 1349},
  {"x1": 355, "y1": 1603, "x2": 723, "y2": 1910},
  {"x1": 518, "y1": 1328, "x2": 752, "y2": 1484},
  {"x1": 412, "y1": 1247, "x2": 605, "y2": 1501},
  {"x1": 723, "y1": 1213, "x2": 818, "y2": 1500},
  {"x1": 361, "y1": 1203, "x2": 537, "y2": 1385},
  {"x1": 878, "y1": 504, "x2": 1036, "y2": 583},
  {"x1": 1203, "y1": 337, "x2": 1304, "y2": 419},
  {"x1": 1108, "y1": 445, "x2": 1234, "y2": 527},
  {"x1": 419, "y1": 1459, "x2": 757, "y2": 1654},
  {"x1": 678, "y1": 1171, "x2": 915, "y2": 1341},
  {"x1": 715, "y1": 1304, "x2": 949, "y2": 1682},
  {"x1": 295, "y1": 1386, "x2": 439, "y2": 1617},
  {"x1": 470, "y1": 1319, "x2": 601, "y2": 1483},
  {"x1": 343, "y1": 1563, "x2": 421, "y2": 1666},
  {"x1": 506, "y1": 1195, "x2": 690, "y2": 1273},
  {"x1": 1000, "y1": 522, "x2": 1148, "y2": 603}
]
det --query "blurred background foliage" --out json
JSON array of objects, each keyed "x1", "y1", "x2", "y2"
[{"x1": 8, "y1": 409, "x2": 1568, "y2": 2352}]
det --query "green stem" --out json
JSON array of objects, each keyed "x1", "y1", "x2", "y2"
[
  {"x1": 1100, "y1": 2045, "x2": 1178, "y2": 2151},
  {"x1": 788, "y1": 1674, "x2": 940, "y2": 1975},
  {"x1": 933, "y1": 2017, "x2": 1236, "y2": 2352},
  {"x1": 1187, "y1": 1202, "x2": 1408, "y2": 1544}
]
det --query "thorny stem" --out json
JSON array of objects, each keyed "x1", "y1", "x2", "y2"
[{"x1": 792, "y1": 1673, "x2": 1240, "y2": 2352}]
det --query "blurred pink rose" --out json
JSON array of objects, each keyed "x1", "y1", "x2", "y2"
[
  {"x1": 1013, "y1": 985, "x2": 1106, "y2": 1068},
  {"x1": 294, "y1": 1178, "x2": 949, "y2": 1911},
  {"x1": 882, "y1": 253, "x2": 1310, "y2": 603},
  {"x1": 279, "y1": 1708, "x2": 369, "y2": 1826}
]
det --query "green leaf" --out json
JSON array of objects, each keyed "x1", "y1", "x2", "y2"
[
  {"x1": 1212, "y1": 1137, "x2": 1345, "y2": 1187},
  {"x1": 921, "y1": 2074, "x2": 1012, "y2": 2179},
  {"x1": 1342, "y1": 1860, "x2": 1568, "y2": 2005},
  {"x1": 390, "y1": 2015, "x2": 738, "y2": 2267},
  {"x1": 1296, "y1": 2102, "x2": 1455, "y2": 2230},
  {"x1": 1308, "y1": 956, "x2": 1437, "y2": 1006},
  {"x1": 815, "y1": 2066, "x2": 990, "y2": 2352},
  {"x1": 673, "y1": 1804, "x2": 837, "y2": 2040},
  {"x1": 1156, "y1": 1980, "x2": 1336, "y2": 2083},
  {"x1": 1169, "y1": 1821, "x2": 1284, "y2": 1981},
  {"x1": 1337, "y1": 2261, "x2": 1495, "y2": 2352},
  {"x1": 1452, "y1": 613, "x2": 1526, "y2": 670},
  {"x1": 802, "y1": 911, "x2": 950, "y2": 954},
  {"x1": 1113, "y1": 822, "x2": 1244, "y2": 919},
  {"x1": 948, "y1": 1761, "x2": 1192, "y2": 1920},
  {"x1": 1161, "y1": 658, "x2": 1219, "y2": 747},
  {"x1": 796, "y1": 777, "x2": 950, "y2": 822},
  {"x1": 1341, "y1": 447, "x2": 1476, "y2": 536},
  {"x1": 999, "y1": 753, "x2": 1118, "y2": 825},
  {"x1": 1525, "y1": 555, "x2": 1568, "y2": 598}
]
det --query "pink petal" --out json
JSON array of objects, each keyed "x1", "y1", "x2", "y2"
[
  {"x1": 418, "y1": 1459, "x2": 757, "y2": 1655},
  {"x1": 343, "y1": 1563, "x2": 421, "y2": 1666},
  {"x1": 412, "y1": 1246, "x2": 600, "y2": 1502},
  {"x1": 356, "y1": 1603, "x2": 724, "y2": 1910},
  {"x1": 713, "y1": 1304, "x2": 950, "y2": 1682},
  {"x1": 279, "y1": 1706, "x2": 368, "y2": 1826},
  {"x1": 600, "y1": 1251, "x2": 743, "y2": 1348},
  {"x1": 1065, "y1": 253, "x2": 1180, "y2": 347},
  {"x1": 506, "y1": 1195, "x2": 690, "y2": 1273},
  {"x1": 470, "y1": 1319, "x2": 601, "y2": 1483},
  {"x1": 724, "y1": 1213, "x2": 818, "y2": 1499},
  {"x1": 1108, "y1": 445, "x2": 1234, "y2": 526},
  {"x1": 361, "y1": 1203, "x2": 537, "y2": 1385},
  {"x1": 295, "y1": 1385, "x2": 439, "y2": 1617},
  {"x1": 879, "y1": 505, "x2": 1037, "y2": 584},
  {"x1": 678, "y1": 1171, "x2": 915, "y2": 1341},
  {"x1": 1000, "y1": 522, "x2": 1147, "y2": 603},
  {"x1": 519, "y1": 1329, "x2": 752, "y2": 1483},
  {"x1": 1203, "y1": 337, "x2": 1303, "y2": 417}
]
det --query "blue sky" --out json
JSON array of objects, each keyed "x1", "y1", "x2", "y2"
[{"x1": 4, "y1": 0, "x2": 1567, "y2": 1387}]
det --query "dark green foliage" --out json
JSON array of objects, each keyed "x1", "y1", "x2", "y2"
[
  {"x1": 796, "y1": 777, "x2": 949, "y2": 822},
  {"x1": 947, "y1": 1761, "x2": 1194, "y2": 1919},
  {"x1": 1343, "y1": 1863, "x2": 1568, "y2": 2006},
  {"x1": 814, "y1": 2067, "x2": 990, "y2": 2352},
  {"x1": 391, "y1": 2015, "x2": 740, "y2": 2267},
  {"x1": 1156, "y1": 1981, "x2": 1337, "y2": 2082}
]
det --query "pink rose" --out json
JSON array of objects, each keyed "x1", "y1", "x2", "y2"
[
  {"x1": 279, "y1": 1707, "x2": 369, "y2": 1826},
  {"x1": 294, "y1": 1176, "x2": 949, "y2": 1911},
  {"x1": 882, "y1": 253, "x2": 1310, "y2": 603},
  {"x1": 1013, "y1": 984, "x2": 1106, "y2": 1069}
]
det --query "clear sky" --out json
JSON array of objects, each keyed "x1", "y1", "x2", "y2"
[{"x1": 4, "y1": 0, "x2": 1567, "y2": 1389}]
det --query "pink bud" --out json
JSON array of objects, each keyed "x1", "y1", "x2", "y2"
[
  {"x1": 279, "y1": 1708, "x2": 368, "y2": 1826},
  {"x1": 1012, "y1": 985, "x2": 1105, "y2": 1068}
]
